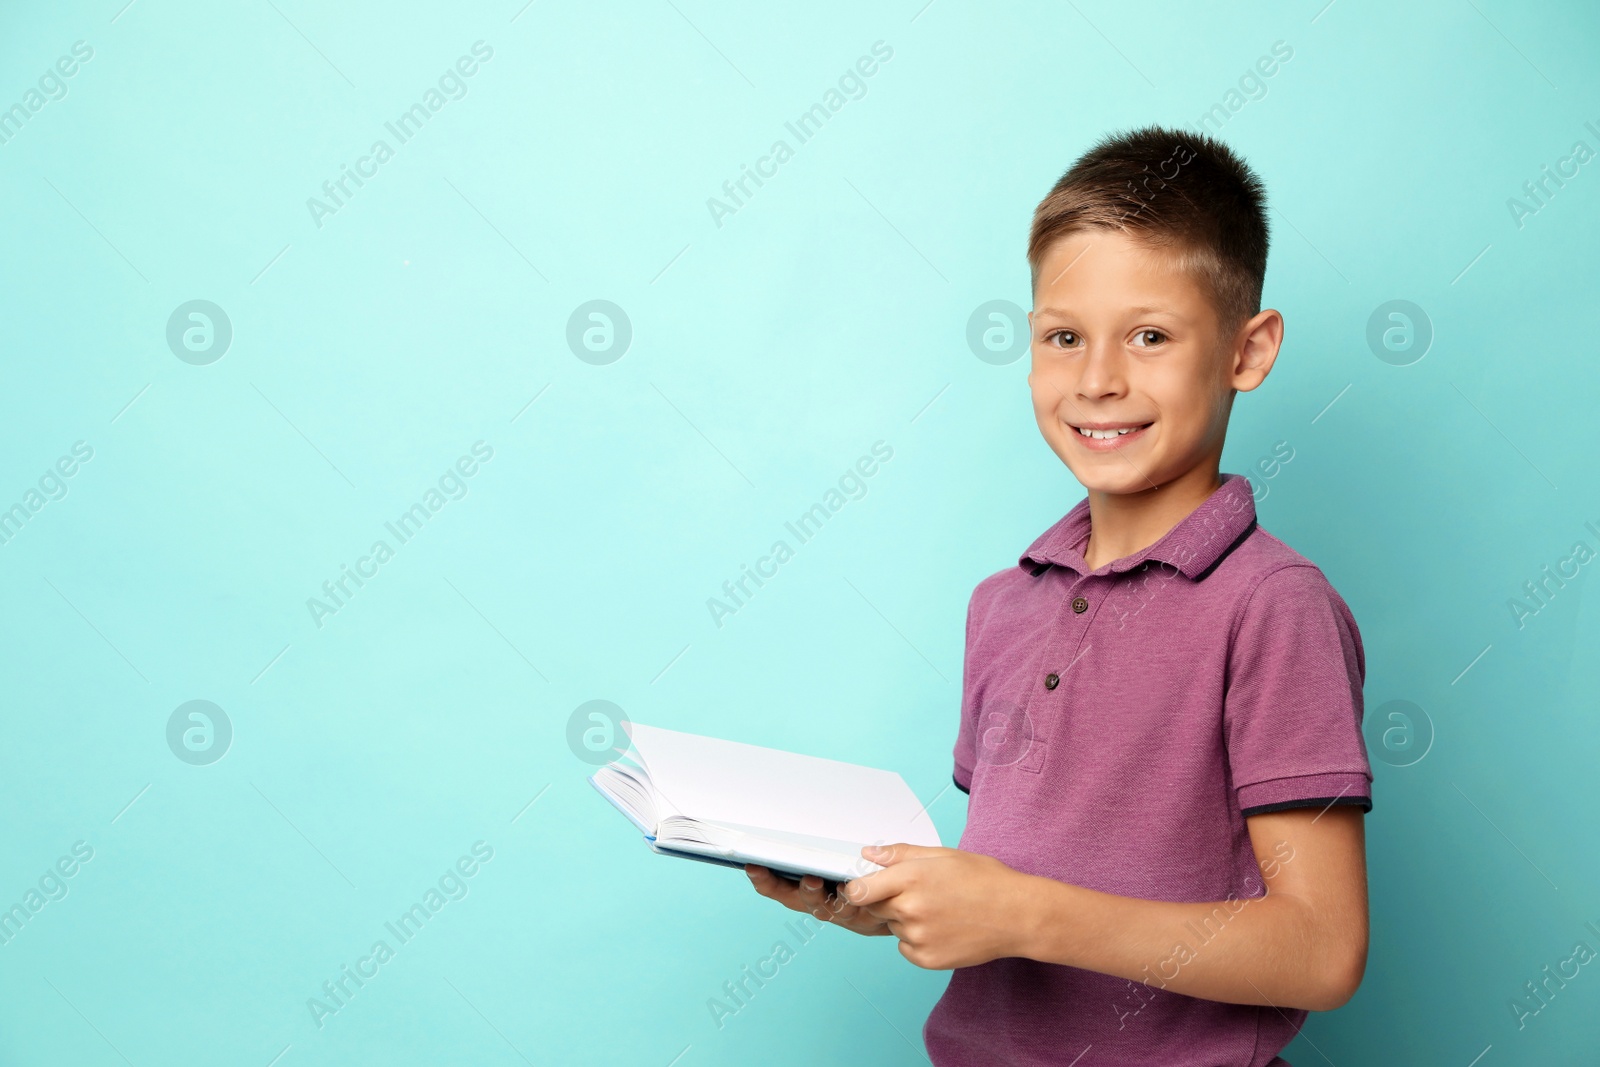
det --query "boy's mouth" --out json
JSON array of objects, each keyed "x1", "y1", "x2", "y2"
[{"x1": 1068, "y1": 420, "x2": 1153, "y2": 451}]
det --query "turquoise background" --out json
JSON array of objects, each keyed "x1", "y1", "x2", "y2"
[{"x1": 1, "y1": 0, "x2": 1596, "y2": 1063}]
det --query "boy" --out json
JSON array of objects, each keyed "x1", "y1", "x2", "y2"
[{"x1": 746, "y1": 125, "x2": 1372, "y2": 1066}]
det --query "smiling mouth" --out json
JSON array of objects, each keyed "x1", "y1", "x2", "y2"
[{"x1": 1072, "y1": 422, "x2": 1153, "y2": 440}]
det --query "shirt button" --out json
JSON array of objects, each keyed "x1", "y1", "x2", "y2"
[
  {"x1": 1072, "y1": 596, "x2": 1089, "y2": 614},
  {"x1": 1045, "y1": 673, "x2": 1060, "y2": 690}
]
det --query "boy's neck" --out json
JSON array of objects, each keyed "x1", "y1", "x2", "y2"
[{"x1": 1081, "y1": 463, "x2": 1225, "y2": 571}]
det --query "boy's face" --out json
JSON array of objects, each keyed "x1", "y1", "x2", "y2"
[{"x1": 1027, "y1": 228, "x2": 1267, "y2": 497}]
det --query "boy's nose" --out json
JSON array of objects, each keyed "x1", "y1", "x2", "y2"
[{"x1": 1075, "y1": 346, "x2": 1128, "y2": 399}]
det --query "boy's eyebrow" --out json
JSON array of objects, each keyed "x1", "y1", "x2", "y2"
[{"x1": 1033, "y1": 304, "x2": 1183, "y2": 318}]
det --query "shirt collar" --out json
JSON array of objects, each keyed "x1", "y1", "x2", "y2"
[{"x1": 1018, "y1": 473, "x2": 1257, "y2": 580}]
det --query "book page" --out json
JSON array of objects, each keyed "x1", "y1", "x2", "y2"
[{"x1": 625, "y1": 724, "x2": 940, "y2": 851}]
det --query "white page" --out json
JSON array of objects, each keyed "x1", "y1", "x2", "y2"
[{"x1": 625, "y1": 723, "x2": 940, "y2": 850}]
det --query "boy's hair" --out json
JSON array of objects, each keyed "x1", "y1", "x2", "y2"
[{"x1": 1027, "y1": 125, "x2": 1270, "y2": 334}]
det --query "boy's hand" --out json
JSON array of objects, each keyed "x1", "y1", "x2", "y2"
[
  {"x1": 744, "y1": 865, "x2": 894, "y2": 937},
  {"x1": 840, "y1": 843, "x2": 1030, "y2": 969}
]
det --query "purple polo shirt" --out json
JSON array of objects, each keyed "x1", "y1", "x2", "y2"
[{"x1": 926, "y1": 473, "x2": 1372, "y2": 1067}]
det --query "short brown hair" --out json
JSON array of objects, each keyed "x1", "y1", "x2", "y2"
[{"x1": 1027, "y1": 125, "x2": 1270, "y2": 333}]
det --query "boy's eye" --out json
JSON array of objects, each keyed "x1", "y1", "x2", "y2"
[
  {"x1": 1045, "y1": 329, "x2": 1080, "y2": 348},
  {"x1": 1133, "y1": 329, "x2": 1167, "y2": 346}
]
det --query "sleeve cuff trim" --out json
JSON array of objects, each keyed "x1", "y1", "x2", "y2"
[
  {"x1": 1240, "y1": 794, "x2": 1372, "y2": 817},
  {"x1": 1236, "y1": 770, "x2": 1371, "y2": 813}
]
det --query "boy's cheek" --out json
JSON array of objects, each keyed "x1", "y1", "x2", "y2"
[
  {"x1": 1027, "y1": 392, "x2": 1057, "y2": 428},
  {"x1": 1027, "y1": 372, "x2": 1071, "y2": 416}
]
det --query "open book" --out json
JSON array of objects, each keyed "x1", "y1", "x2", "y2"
[{"x1": 588, "y1": 723, "x2": 942, "y2": 882}]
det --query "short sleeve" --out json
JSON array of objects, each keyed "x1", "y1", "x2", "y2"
[
  {"x1": 1224, "y1": 565, "x2": 1373, "y2": 817},
  {"x1": 951, "y1": 588, "x2": 982, "y2": 794}
]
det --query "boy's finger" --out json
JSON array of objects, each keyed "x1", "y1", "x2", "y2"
[
  {"x1": 839, "y1": 867, "x2": 904, "y2": 909},
  {"x1": 861, "y1": 842, "x2": 939, "y2": 866},
  {"x1": 797, "y1": 875, "x2": 833, "y2": 918},
  {"x1": 861, "y1": 899, "x2": 900, "y2": 922},
  {"x1": 746, "y1": 866, "x2": 802, "y2": 905},
  {"x1": 749, "y1": 868, "x2": 873, "y2": 926}
]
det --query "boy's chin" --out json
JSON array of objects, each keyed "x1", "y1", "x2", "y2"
[
  {"x1": 1057, "y1": 455, "x2": 1161, "y2": 496},
  {"x1": 1075, "y1": 472, "x2": 1153, "y2": 496}
]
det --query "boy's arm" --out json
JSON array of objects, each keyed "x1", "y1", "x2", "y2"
[{"x1": 840, "y1": 805, "x2": 1368, "y2": 1012}]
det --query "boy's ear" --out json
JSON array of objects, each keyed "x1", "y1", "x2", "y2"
[{"x1": 1230, "y1": 308, "x2": 1284, "y2": 393}]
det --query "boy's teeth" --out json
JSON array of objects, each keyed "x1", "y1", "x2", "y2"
[{"x1": 1077, "y1": 426, "x2": 1139, "y2": 439}]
